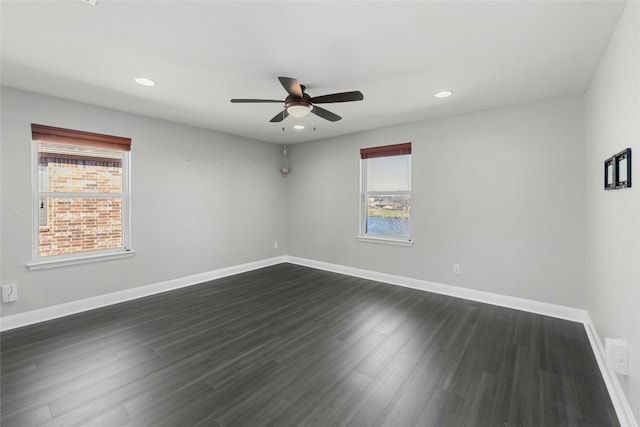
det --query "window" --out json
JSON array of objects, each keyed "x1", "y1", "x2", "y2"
[
  {"x1": 359, "y1": 143, "x2": 412, "y2": 244},
  {"x1": 38, "y1": 163, "x2": 48, "y2": 227},
  {"x1": 29, "y1": 124, "x2": 132, "y2": 269}
]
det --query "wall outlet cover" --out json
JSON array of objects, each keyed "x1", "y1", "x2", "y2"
[
  {"x1": 2, "y1": 284, "x2": 18, "y2": 303},
  {"x1": 605, "y1": 337, "x2": 629, "y2": 376}
]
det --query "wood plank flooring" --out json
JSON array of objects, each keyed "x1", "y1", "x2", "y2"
[{"x1": 1, "y1": 263, "x2": 619, "y2": 426}]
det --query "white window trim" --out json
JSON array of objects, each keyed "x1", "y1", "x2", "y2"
[
  {"x1": 356, "y1": 235, "x2": 414, "y2": 246},
  {"x1": 30, "y1": 139, "x2": 133, "y2": 269},
  {"x1": 358, "y1": 155, "x2": 413, "y2": 245},
  {"x1": 27, "y1": 249, "x2": 135, "y2": 271}
]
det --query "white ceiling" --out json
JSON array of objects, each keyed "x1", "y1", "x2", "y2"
[{"x1": 1, "y1": 1, "x2": 627, "y2": 144}]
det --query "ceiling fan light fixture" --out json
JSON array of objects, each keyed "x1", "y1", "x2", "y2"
[{"x1": 286, "y1": 102, "x2": 312, "y2": 118}]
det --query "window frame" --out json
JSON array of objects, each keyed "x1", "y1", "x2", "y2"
[
  {"x1": 28, "y1": 124, "x2": 134, "y2": 270},
  {"x1": 37, "y1": 162, "x2": 49, "y2": 228},
  {"x1": 358, "y1": 143, "x2": 413, "y2": 246}
]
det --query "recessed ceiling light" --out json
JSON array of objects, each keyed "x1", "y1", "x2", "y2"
[
  {"x1": 293, "y1": 125, "x2": 305, "y2": 130},
  {"x1": 135, "y1": 77, "x2": 156, "y2": 87},
  {"x1": 435, "y1": 90, "x2": 453, "y2": 98}
]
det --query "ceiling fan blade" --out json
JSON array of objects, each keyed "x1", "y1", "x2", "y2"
[
  {"x1": 312, "y1": 106, "x2": 342, "y2": 122},
  {"x1": 269, "y1": 109, "x2": 289, "y2": 123},
  {"x1": 310, "y1": 91, "x2": 364, "y2": 104},
  {"x1": 230, "y1": 99, "x2": 283, "y2": 103},
  {"x1": 278, "y1": 77, "x2": 304, "y2": 98}
]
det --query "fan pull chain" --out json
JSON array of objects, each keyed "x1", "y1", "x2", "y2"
[{"x1": 281, "y1": 144, "x2": 289, "y2": 174}]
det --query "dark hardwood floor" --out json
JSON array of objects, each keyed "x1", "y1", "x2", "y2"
[{"x1": 1, "y1": 263, "x2": 619, "y2": 426}]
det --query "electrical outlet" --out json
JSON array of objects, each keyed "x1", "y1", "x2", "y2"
[
  {"x1": 453, "y1": 264, "x2": 460, "y2": 274},
  {"x1": 2, "y1": 284, "x2": 18, "y2": 303},
  {"x1": 274, "y1": 241, "x2": 279, "y2": 249},
  {"x1": 605, "y1": 338, "x2": 629, "y2": 376}
]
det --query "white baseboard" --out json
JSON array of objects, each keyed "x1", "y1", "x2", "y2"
[
  {"x1": 0, "y1": 256, "x2": 286, "y2": 332},
  {"x1": 0, "y1": 255, "x2": 584, "y2": 331},
  {"x1": 285, "y1": 256, "x2": 587, "y2": 322},
  {"x1": 583, "y1": 314, "x2": 638, "y2": 427}
]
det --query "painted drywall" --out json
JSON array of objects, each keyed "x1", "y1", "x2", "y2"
[
  {"x1": 0, "y1": 87, "x2": 287, "y2": 317},
  {"x1": 286, "y1": 95, "x2": 586, "y2": 308},
  {"x1": 585, "y1": 0, "x2": 640, "y2": 420}
]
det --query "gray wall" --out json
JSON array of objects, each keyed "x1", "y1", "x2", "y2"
[
  {"x1": 286, "y1": 95, "x2": 586, "y2": 308},
  {"x1": 585, "y1": 1, "x2": 639, "y2": 419},
  {"x1": 0, "y1": 86, "x2": 287, "y2": 316}
]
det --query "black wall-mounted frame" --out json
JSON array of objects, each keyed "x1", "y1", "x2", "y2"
[
  {"x1": 614, "y1": 148, "x2": 632, "y2": 189},
  {"x1": 604, "y1": 156, "x2": 615, "y2": 190}
]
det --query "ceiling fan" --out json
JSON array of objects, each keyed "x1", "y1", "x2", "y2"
[{"x1": 231, "y1": 77, "x2": 364, "y2": 123}]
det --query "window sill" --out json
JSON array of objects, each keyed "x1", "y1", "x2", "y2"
[
  {"x1": 356, "y1": 235, "x2": 414, "y2": 247},
  {"x1": 27, "y1": 250, "x2": 135, "y2": 271}
]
